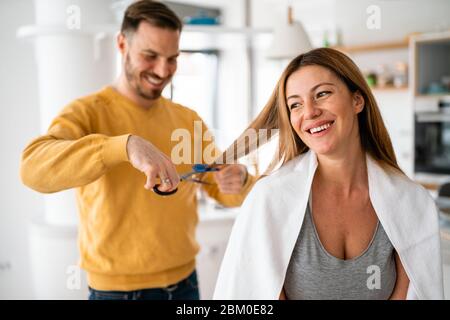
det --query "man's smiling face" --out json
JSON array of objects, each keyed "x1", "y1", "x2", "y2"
[{"x1": 120, "y1": 22, "x2": 180, "y2": 101}]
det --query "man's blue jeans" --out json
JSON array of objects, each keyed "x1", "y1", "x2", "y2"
[{"x1": 88, "y1": 271, "x2": 200, "y2": 300}]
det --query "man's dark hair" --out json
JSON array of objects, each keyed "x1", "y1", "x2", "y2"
[{"x1": 121, "y1": 0, "x2": 183, "y2": 37}]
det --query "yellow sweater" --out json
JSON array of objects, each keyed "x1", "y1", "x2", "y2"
[{"x1": 20, "y1": 86, "x2": 254, "y2": 291}]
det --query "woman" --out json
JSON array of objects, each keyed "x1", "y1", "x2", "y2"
[{"x1": 213, "y1": 48, "x2": 443, "y2": 300}]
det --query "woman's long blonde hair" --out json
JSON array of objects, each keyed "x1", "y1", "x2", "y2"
[{"x1": 217, "y1": 47, "x2": 402, "y2": 175}]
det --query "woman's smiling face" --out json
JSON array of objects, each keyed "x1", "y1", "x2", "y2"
[{"x1": 286, "y1": 65, "x2": 364, "y2": 157}]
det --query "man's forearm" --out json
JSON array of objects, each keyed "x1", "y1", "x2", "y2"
[{"x1": 21, "y1": 133, "x2": 129, "y2": 193}]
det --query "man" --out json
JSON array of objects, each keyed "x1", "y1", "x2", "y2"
[{"x1": 20, "y1": 0, "x2": 254, "y2": 300}]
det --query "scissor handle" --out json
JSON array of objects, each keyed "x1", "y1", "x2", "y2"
[
  {"x1": 192, "y1": 164, "x2": 220, "y2": 173},
  {"x1": 153, "y1": 184, "x2": 178, "y2": 196},
  {"x1": 152, "y1": 164, "x2": 220, "y2": 196}
]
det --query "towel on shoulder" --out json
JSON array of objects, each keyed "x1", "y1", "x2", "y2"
[{"x1": 213, "y1": 150, "x2": 444, "y2": 300}]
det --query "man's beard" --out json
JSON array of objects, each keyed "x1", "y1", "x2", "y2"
[{"x1": 125, "y1": 54, "x2": 167, "y2": 101}]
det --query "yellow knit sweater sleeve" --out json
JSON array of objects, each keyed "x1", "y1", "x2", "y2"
[{"x1": 20, "y1": 99, "x2": 130, "y2": 193}]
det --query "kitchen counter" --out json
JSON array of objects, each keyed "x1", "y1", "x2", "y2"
[
  {"x1": 198, "y1": 201, "x2": 239, "y2": 222},
  {"x1": 414, "y1": 172, "x2": 450, "y2": 194}
]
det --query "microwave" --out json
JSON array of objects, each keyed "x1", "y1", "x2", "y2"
[{"x1": 414, "y1": 111, "x2": 450, "y2": 174}]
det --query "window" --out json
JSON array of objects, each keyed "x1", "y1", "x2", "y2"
[{"x1": 163, "y1": 50, "x2": 219, "y2": 130}]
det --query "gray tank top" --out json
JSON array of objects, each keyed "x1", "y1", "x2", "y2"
[{"x1": 284, "y1": 195, "x2": 397, "y2": 300}]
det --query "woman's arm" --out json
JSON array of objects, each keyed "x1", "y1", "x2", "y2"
[{"x1": 389, "y1": 251, "x2": 410, "y2": 300}]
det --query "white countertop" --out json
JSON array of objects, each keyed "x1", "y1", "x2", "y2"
[{"x1": 198, "y1": 201, "x2": 240, "y2": 222}]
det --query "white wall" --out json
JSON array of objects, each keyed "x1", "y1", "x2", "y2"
[
  {"x1": 334, "y1": 0, "x2": 450, "y2": 45},
  {"x1": 252, "y1": 0, "x2": 450, "y2": 46},
  {"x1": 0, "y1": 0, "x2": 42, "y2": 299},
  {"x1": 177, "y1": 0, "x2": 252, "y2": 149}
]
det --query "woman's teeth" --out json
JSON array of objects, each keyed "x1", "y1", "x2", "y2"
[{"x1": 309, "y1": 122, "x2": 333, "y2": 134}]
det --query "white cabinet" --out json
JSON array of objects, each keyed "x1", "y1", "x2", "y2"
[
  {"x1": 373, "y1": 90, "x2": 414, "y2": 177},
  {"x1": 196, "y1": 205, "x2": 237, "y2": 299}
]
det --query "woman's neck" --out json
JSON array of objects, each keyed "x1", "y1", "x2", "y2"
[{"x1": 314, "y1": 143, "x2": 367, "y2": 197}]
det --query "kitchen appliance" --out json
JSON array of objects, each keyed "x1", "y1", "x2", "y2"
[
  {"x1": 415, "y1": 108, "x2": 450, "y2": 174},
  {"x1": 414, "y1": 112, "x2": 450, "y2": 174}
]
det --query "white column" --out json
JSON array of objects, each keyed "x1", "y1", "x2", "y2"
[{"x1": 18, "y1": 0, "x2": 119, "y2": 299}]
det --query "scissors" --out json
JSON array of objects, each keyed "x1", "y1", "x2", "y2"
[{"x1": 153, "y1": 164, "x2": 220, "y2": 196}]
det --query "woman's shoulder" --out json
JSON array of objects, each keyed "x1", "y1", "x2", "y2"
[
  {"x1": 249, "y1": 153, "x2": 310, "y2": 197},
  {"x1": 397, "y1": 175, "x2": 437, "y2": 209},
  {"x1": 386, "y1": 168, "x2": 432, "y2": 198},
  {"x1": 369, "y1": 162, "x2": 437, "y2": 213}
]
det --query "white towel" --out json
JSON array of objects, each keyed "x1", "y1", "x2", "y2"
[{"x1": 214, "y1": 150, "x2": 444, "y2": 300}]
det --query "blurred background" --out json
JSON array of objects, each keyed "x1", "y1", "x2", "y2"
[{"x1": 1, "y1": 0, "x2": 450, "y2": 299}]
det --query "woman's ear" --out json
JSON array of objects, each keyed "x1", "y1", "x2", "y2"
[{"x1": 353, "y1": 90, "x2": 365, "y2": 114}]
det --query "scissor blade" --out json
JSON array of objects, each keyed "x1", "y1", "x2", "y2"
[{"x1": 180, "y1": 172, "x2": 196, "y2": 180}]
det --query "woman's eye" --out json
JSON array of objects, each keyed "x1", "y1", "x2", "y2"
[
  {"x1": 290, "y1": 103, "x2": 302, "y2": 110},
  {"x1": 316, "y1": 91, "x2": 331, "y2": 99}
]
